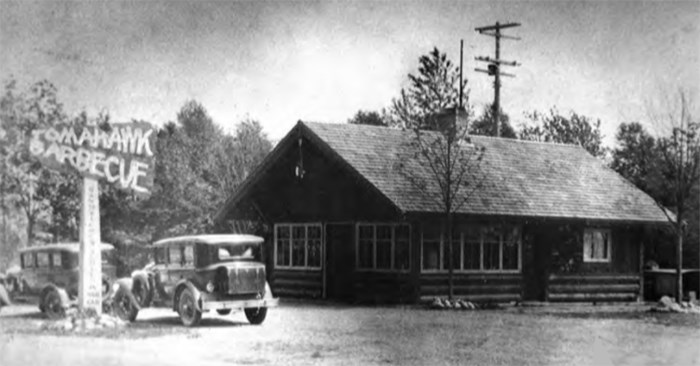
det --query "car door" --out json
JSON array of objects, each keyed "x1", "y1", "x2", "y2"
[{"x1": 160, "y1": 243, "x2": 195, "y2": 297}]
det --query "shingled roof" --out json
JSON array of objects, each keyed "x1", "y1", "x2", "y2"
[{"x1": 220, "y1": 121, "x2": 670, "y2": 224}]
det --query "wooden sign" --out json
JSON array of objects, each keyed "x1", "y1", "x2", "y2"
[{"x1": 28, "y1": 122, "x2": 155, "y2": 195}]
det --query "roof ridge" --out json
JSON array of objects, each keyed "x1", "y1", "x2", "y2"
[
  {"x1": 303, "y1": 121, "x2": 584, "y2": 149},
  {"x1": 470, "y1": 134, "x2": 583, "y2": 148}
]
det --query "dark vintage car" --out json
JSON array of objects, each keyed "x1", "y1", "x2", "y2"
[
  {"x1": 113, "y1": 234, "x2": 278, "y2": 327},
  {"x1": 10, "y1": 243, "x2": 117, "y2": 318}
]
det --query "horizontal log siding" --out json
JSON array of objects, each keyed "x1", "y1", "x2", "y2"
[
  {"x1": 352, "y1": 272, "x2": 413, "y2": 303},
  {"x1": 547, "y1": 274, "x2": 639, "y2": 302},
  {"x1": 419, "y1": 273, "x2": 523, "y2": 303},
  {"x1": 271, "y1": 269, "x2": 323, "y2": 298}
]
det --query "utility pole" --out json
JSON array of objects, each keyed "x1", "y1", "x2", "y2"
[{"x1": 475, "y1": 22, "x2": 521, "y2": 137}]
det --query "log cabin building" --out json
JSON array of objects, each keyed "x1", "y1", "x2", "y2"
[{"x1": 215, "y1": 120, "x2": 670, "y2": 303}]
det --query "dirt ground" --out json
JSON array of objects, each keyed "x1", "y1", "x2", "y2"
[{"x1": 1, "y1": 300, "x2": 699, "y2": 366}]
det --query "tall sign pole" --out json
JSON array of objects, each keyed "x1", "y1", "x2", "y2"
[
  {"x1": 79, "y1": 176, "x2": 102, "y2": 313},
  {"x1": 475, "y1": 21, "x2": 521, "y2": 137}
]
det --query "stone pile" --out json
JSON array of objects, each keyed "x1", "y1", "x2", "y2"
[
  {"x1": 652, "y1": 296, "x2": 700, "y2": 314},
  {"x1": 429, "y1": 297, "x2": 480, "y2": 310},
  {"x1": 40, "y1": 308, "x2": 127, "y2": 332}
]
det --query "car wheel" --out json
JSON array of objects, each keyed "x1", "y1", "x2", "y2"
[
  {"x1": 43, "y1": 289, "x2": 66, "y2": 320},
  {"x1": 244, "y1": 307, "x2": 267, "y2": 325},
  {"x1": 216, "y1": 309, "x2": 232, "y2": 316},
  {"x1": 177, "y1": 288, "x2": 201, "y2": 327},
  {"x1": 113, "y1": 289, "x2": 139, "y2": 322}
]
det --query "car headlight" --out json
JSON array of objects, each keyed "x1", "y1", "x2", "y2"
[{"x1": 206, "y1": 281, "x2": 215, "y2": 293}]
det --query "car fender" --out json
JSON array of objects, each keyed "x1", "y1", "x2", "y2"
[
  {"x1": 173, "y1": 280, "x2": 202, "y2": 312},
  {"x1": 40, "y1": 284, "x2": 70, "y2": 309},
  {"x1": 264, "y1": 281, "x2": 274, "y2": 300}
]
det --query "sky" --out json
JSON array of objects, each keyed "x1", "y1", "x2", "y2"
[{"x1": 1, "y1": 1, "x2": 698, "y2": 146}]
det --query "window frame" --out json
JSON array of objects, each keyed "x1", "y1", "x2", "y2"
[
  {"x1": 355, "y1": 222, "x2": 411, "y2": 273},
  {"x1": 274, "y1": 223, "x2": 323, "y2": 271},
  {"x1": 583, "y1": 228, "x2": 612, "y2": 263},
  {"x1": 420, "y1": 224, "x2": 522, "y2": 274}
]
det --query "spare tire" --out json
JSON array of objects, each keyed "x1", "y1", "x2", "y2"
[{"x1": 132, "y1": 275, "x2": 153, "y2": 308}]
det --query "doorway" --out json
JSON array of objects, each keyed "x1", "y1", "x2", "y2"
[
  {"x1": 325, "y1": 223, "x2": 355, "y2": 300},
  {"x1": 523, "y1": 228, "x2": 552, "y2": 301}
]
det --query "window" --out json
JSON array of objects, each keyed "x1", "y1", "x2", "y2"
[
  {"x1": 51, "y1": 253, "x2": 63, "y2": 268},
  {"x1": 169, "y1": 246, "x2": 182, "y2": 265},
  {"x1": 275, "y1": 223, "x2": 323, "y2": 269},
  {"x1": 37, "y1": 252, "x2": 50, "y2": 268},
  {"x1": 583, "y1": 229, "x2": 611, "y2": 262},
  {"x1": 395, "y1": 225, "x2": 411, "y2": 270},
  {"x1": 463, "y1": 227, "x2": 481, "y2": 270},
  {"x1": 357, "y1": 223, "x2": 411, "y2": 271},
  {"x1": 422, "y1": 225, "x2": 441, "y2": 271},
  {"x1": 183, "y1": 245, "x2": 194, "y2": 266},
  {"x1": 155, "y1": 247, "x2": 167, "y2": 264},
  {"x1": 276, "y1": 226, "x2": 291, "y2": 266},
  {"x1": 421, "y1": 224, "x2": 521, "y2": 272},
  {"x1": 21, "y1": 253, "x2": 35, "y2": 268}
]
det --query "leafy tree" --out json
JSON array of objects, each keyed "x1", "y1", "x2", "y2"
[
  {"x1": 393, "y1": 48, "x2": 485, "y2": 299},
  {"x1": 146, "y1": 103, "x2": 273, "y2": 238},
  {"x1": 610, "y1": 122, "x2": 660, "y2": 195},
  {"x1": 0, "y1": 79, "x2": 67, "y2": 245},
  {"x1": 650, "y1": 91, "x2": 700, "y2": 302},
  {"x1": 348, "y1": 110, "x2": 388, "y2": 126},
  {"x1": 519, "y1": 109, "x2": 605, "y2": 157},
  {"x1": 468, "y1": 103, "x2": 517, "y2": 138},
  {"x1": 392, "y1": 47, "x2": 468, "y2": 130}
]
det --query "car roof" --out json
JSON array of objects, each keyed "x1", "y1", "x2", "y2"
[
  {"x1": 153, "y1": 234, "x2": 264, "y2": 247},
  {"x1": 19, "y1": 243, "x2": 115, "y2": 253}
]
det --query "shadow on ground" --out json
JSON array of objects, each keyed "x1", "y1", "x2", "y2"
[{"x1": 521, "y1": 309, "x2": 700, "y2": 327}]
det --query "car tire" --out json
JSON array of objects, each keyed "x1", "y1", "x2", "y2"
[
  {"x1": 113, "y1": 289, "x2": 139, "y2": 322},
  {"x1": 177, "y1": 288, "x2": 202, "y2": 327},
  {"x1": 42, "y1": 289, "x2": 66, "y2": 320},
  {"x1": 244, "y1": 307, "x2": 267, "y2": 325},
  {"x1": 216, "y1": 309, "x2": 232, "y2": 316}
]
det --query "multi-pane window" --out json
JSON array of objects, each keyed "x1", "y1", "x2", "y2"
[
  {"x1": 275, "y1": 223, "x2": 322, "y2": 269},
  {"x1": 583, "y1": 228, "x2": 611, "y2": 262},
  {"x1": 357, "y1": 223, "x2": 411, "y2": 271},
  {"x1": 421, "y1": 224, "x2": 521, "y2": 272}
]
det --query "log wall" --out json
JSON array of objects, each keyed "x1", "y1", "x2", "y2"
[
  {"x1": 419, "y1": 273, "x2": 523, "y2": 303},
  {"x1": 547, "y1": 274, "x2": 639, "y2": 302},
  {"x1": 270, "y1": 269, "x2": 323, "y2": 298}
]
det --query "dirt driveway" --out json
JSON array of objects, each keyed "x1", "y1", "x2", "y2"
[{"x1": 1, "y1": 301, "x2": 699, "y2": 366}]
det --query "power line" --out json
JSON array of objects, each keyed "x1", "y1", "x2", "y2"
[{"x1": 475, "y1": 21, "x2": 521, "y2": 137}]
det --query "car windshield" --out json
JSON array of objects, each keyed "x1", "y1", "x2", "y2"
[{"x1": 214, "y1": 243, "x2": 261, "y2": 262}]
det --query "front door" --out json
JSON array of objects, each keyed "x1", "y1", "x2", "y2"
[
  {"x1": 523, "y1": 228, "x2": 552, "y2": 301},
  {"x1": 325, "y1": 224, "x2": 354, "y2": 300}
]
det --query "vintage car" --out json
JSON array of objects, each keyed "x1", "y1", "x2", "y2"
[
  {"x1": 113, "y1": 234, "x2": 278, "y2": 327},
  {"x1": 11, "y1": 243, "x2": 117, "y2": 318}
]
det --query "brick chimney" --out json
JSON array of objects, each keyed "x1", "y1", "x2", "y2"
[{"x1": 431, "y1": 106, "x2": 469, "y2": 138}]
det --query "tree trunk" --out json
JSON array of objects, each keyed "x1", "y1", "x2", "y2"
[
  {"x1": 447, "y1": 212, "x2": 454, "y2": 300},
  {"x1": 676, "y1": 226, "x2": 683, "y2": 303}
]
